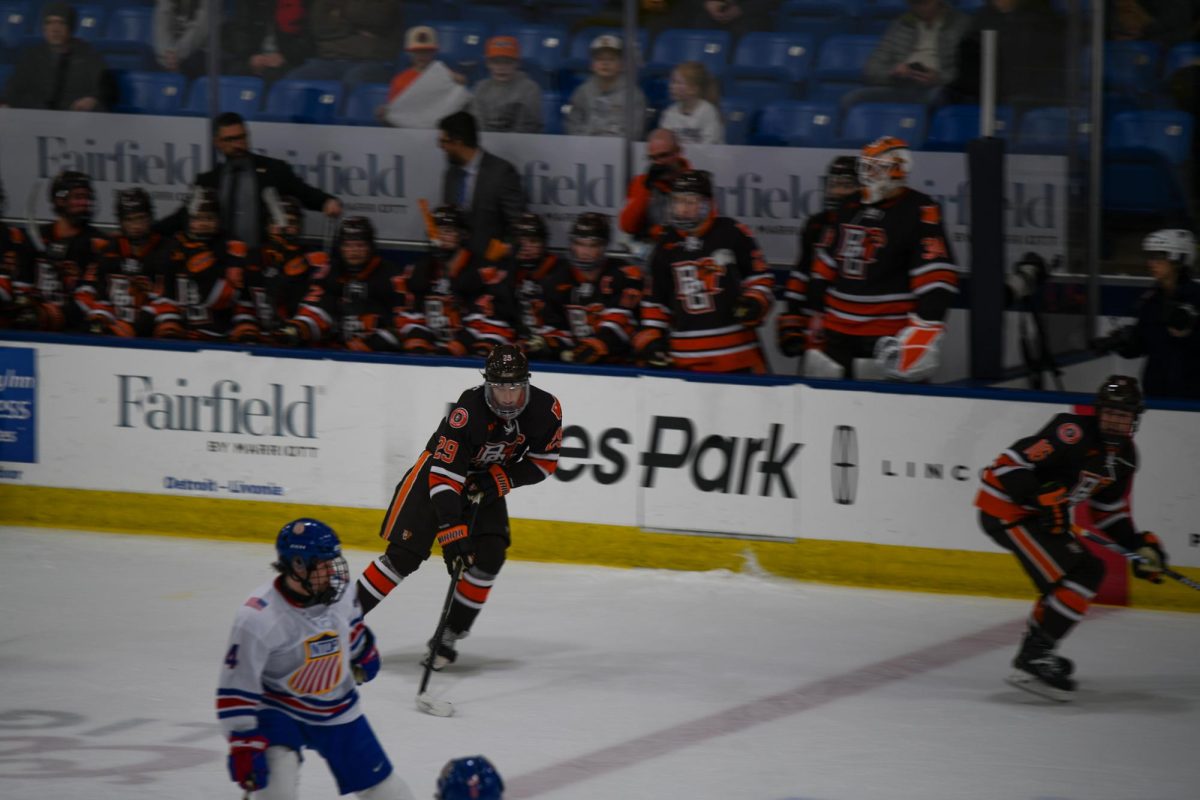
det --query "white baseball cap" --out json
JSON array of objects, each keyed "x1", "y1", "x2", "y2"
[{"x1": 590, "y1": 34, "x2": 623, "y2": 53}]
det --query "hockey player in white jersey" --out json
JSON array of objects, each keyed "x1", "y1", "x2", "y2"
[{"x1": 216, "y1": 518, "x2": 416, "y2": 800}]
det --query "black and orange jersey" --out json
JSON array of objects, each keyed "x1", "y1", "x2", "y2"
[
  {"x1": 150, "y1": 233, "x2": 249, "y2": 339},
  {"x1": 975, "y1": 412, "x2": 1139, "y2": 547},
  {"x1": 247, "y1": 237, "x2": 330, "y2": 336},
  {"x1": 638, "y1": 216, "x2": 774, "y2": 373},
  {"x1": 810, "y1": 187, "x2": 958, "y2": 338},
  {"x1": 403, "y1": 249, "x2": 476, "y2": 355},
  {"x1": 777, "y1": 209, "x2": 833, "y2": 352},
  {"x1": 513, "y1": 252, "x2": 571, "y2": 354},
  {"x1": 17, "y1": 222, "x2": 105, "y2": 330},
  {"x1": 76, "y1": 233, "x2": 164, "y2": 334},
  {"x1": 297, "y1": 254, "x2": 410, "y2": 350},
  {"x1": 542, "y1": 258, "x2": 643, "y2": 362},
  {"x1": 456, "y1": 258, "x2": 522, "y2": 353},
  {"x1": 0, "y1": 226, "x2": 33, "y2": 321},
  {"x1": 420, "y1": 384, "x2": 562, "y2": 527}
]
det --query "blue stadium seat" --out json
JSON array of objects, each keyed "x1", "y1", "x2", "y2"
[
  {"x1": 838, "y1": 102, "x2": 927, "y2": 148},
  {"x1": 1164, "y1": 42, "x2": 1200, "y2": 78},
  {"x1": 752, "y1": 100, "x2": 839, "y2": 146},
  {"x1": 720, "y1": 96, "x2": 757, "y2": 145},
  {"x1": 1102, "y1": 148, "x2": 1192, "y2": 222},
  {"x1": 72, "y1": 4, "x2": 106, "y2": 40},
  {"x1": 1106, "y1": 110, "x2": 1193, "y2": 165},
  {"x1": 542, "y1": 90, "x2": 564, "y2": 135},
  {"x1": 858, "y1": 0, "x2": 908, "y2": 18},
  {"x1": 731, "y1": 32, "x2": 816, "y2": 85},
  {"x1": 924, "y1": 104, "x2": 1014, "y2": 151},
  {"x1": 564, "y1": 28, "x2": 649, "y2": 71},
  {"x1": 814, "y1": 34, "x2": 878, "y2": 83},
  {"x1": 338, "y1": 82, "x2": 389, "y2": 126},
  {"x1": 115, "y1": 70, "x2": 186, "y2": 114},
  {"x1": 256, "y1": 79, "x2": 344, "y2": 124},
  {"x1": 646, "y1": 29, "x2": 732, "y2": 79},
  {"x1": 402, "y1": 1, "x2": 461, "y2": 24},
  {"x1": 0, "y1": 63, "x2": 13, "y2": 90},
  {"x1": 781, "y1": 0, "x2": 858, "y2": 14},
  {"x1": 640, "y1": 75, "x2": 670, "y2": 115},
  {"x1": 0, "y1": 2, "x2": 32, "y2": 49},
  {"x1": 431, "y1": 21, "x2": 491, "y2": 72},
  {"x1": 778, "y1": 15, "x2": 855, "y2": 41},
  {"x1": 1011, "y1": 106, "x2": 1090, "y2": 156},
  {"x1": 94, "y1": 42, "x2": 154, "y2": 71},
  {"x1": 724, "y1": 77, "x2": 798, "y2": 106},
  {"x1": 105, "y1": 6, "x2": 152, "y2": 44},
  {"x1": 508, "y1": 24, "x2": 568, "y2": 73},
  {"x1": 184, "y1": 75, "x2": 265, "y2": 117},
  {"x1": 1085, "y1": 41, "x2": 1161, "y2": 97}
]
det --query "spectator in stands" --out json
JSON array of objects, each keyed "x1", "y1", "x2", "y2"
[
  {"x1": 469, "y1": 36, "x2": 544, "y2": 134},
  {"x1": 223, "y1": 0, "x2": 314, "y2": 84},
  {"x1": 286, "y1": 0, "x2": 400, "y2": 84},
  {"x1": 948, "y1": 0, "x2": 1067, "y2": 113},
  {"x1": 688, "y1": 0, "x2": 774, "y2": 38},
  {"x1": 566, "y1": 34, "x2": 647, "y2": 138},
  {"x1": 620, "y1": 129, "x2": 692, "y2": 244},
  {"x1": 438, "y1": 111, "x2": 527, "y2": 260},
  {"x1": 153, "y1": 0, "x2": 209, "y2": 78},
  {"x1": 381, "y1": 26, "x2": 472, "y2": 129},
  {"x1": 161, "y1": 112, "x2": 342, "y2": 249},
  {"x1": 1111, "y1": 0, "x2": 1198, "y2": 46},
  {"x1": 845, "y1": 0, "x2": 969, "y2": 108},
  {"x1": 1, "y1": 3, "x2": 112, "y2": 111},
  {"x1": 660, "y1": 61, "x2": 723, "y2": 145}
]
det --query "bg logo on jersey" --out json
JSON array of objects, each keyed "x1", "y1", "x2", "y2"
[{"x1": 0, "y1": 347, "x2": 37, "y2": 464}]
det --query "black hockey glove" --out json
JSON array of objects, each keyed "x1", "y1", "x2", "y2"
[
  {"x1": 1035, "y1": 482, "x2": 1070, "y2": 535},
  {"x1": 644, "y1": 162, "x2": 669, "y2": 189},
  {"x1": 1132, "y1": 532, "x2": 1167, "y2": 583},
  {"x1": 467, "y1": 464, "x2": 513, "y2": 506},
  {"x1": 732, "y1": 294, "x2": 767, "y2": 327},
  {"x1": 436, "y1": 522, "x2": 473, "y2": 574},
  {"x1": 562, "y1": 337, "x2": 605, "y2": 365}
]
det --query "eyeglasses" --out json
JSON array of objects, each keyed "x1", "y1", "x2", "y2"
[{"x1": 648, "y1": 150, "x2": 677, "y2": 161}]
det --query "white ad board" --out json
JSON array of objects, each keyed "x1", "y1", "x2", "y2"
[{"x1": 0, "y1": 111, "x2": 1066, "y2": 267}]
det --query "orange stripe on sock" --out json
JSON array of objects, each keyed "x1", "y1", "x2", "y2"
[
  {"x1": 363, "y1": 562, "x2": 398, "y2": 596},
  {"x1": 1053, "y1": 585, "x2": 1090, "y2": 616},
  {"x1": 456, "y1": 578, "x2": 491, "y2": 605}
]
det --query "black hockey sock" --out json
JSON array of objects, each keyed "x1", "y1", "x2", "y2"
[{"x1": 444, "y1": 565, "x2": 497, "y2": 634}]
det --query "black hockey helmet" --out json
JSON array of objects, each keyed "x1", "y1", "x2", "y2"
[
  {"x1": 824, "y1": 155, "x2": 860, "y2": 210},
  {"x1": 670, "y1": 169, "x2": 714, "y2": 199},
  {"x1": 115, "y1": 187, "x2": 153, "y2": 220},
  {"x1": 481, "y1": 343, "x2": 530, "y2": 420},
  {"x1": 50, "y1": 170, "x2": 94, "y2": 224},
  {"x1": 513, "y1": 211, "x2": 548, "y2": 242},
  {"x1": 186, "y1": 185, "x2": 219, "y2": 216},
  {"x1": 433, "y1": 205, "x2": 469, "y2": 234},
  {"x1": 570, "y1": 212, "x2": 610, "y2": 244},
  {"x1": 338, "y1": 215, "x2": 375, "y2": 244},
  {"x1": 1094, "y1": 374, "x2": 1144, "y2": 444}
]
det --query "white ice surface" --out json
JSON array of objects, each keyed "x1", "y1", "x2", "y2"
[{"x1": 0, "y1": 526, "x2": 1198, "y2": 800}]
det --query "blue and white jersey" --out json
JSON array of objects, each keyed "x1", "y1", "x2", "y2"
[{"x1": 216, "y1": 577, "x2": 372, "y2": 736}]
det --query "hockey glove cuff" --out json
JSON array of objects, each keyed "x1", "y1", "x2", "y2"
[
  {"x1": 1036, "y1": 482, "x2": 1070, "y2": 535},
  {"x1": 467, "y1": 464, "x2": 512, "y2": 506},
  {"x1": 732, "y1": 293, "x2": 769, "y2": 327},
  {"x1": 437, "y1": 523, "x2": 473, "y2": 573},
  {"x1": 228, "y1": 730, "x2": 269, "y2": 790},
  {"x1": 352, "y1": 627, "x2": 381, "y2": 684},
  {"x1": 1132, "y1": 532, "x2": 1167, "y2": 583}
]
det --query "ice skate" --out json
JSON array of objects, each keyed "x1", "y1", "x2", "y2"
[
  {"x1": 423, "y1": 628, "x2": 464, "y2": 671},
  {"x1": 1006, "y1": 629, "x2": 1076, "y2": 702}
]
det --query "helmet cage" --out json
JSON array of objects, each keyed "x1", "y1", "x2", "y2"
[
  {"x1": 858, "y1": 138, "x2": 911, "y2": 204},
  {"x1": 274, "y1": 519, "x2": 349, "y2": 606}
]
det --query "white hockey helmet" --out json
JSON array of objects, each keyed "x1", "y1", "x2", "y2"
[
  {"x1": 858, "y1": 136, "x2": 911, "y2": 204},
  {"x1": 1142, "y1": 229, "x2": 1195, "y2": 268}
]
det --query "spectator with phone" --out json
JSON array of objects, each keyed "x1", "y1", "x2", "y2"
[{"x1": 844, "y1": 0, "x2": 970, "y2": 109}]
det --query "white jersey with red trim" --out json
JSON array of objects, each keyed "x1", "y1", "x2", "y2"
[{"x1": 215, "y1": 577, "x2": 372, "y2": 736}]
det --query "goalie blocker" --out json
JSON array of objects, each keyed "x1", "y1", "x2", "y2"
[{"x1": 805, "y1": 137, "x2": 958, "y2": 382}]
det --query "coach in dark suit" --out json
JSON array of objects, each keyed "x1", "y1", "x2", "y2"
[
  {"x1": 438, "y1": 111, "x2": 527, "y2": 258},
  {"x1": 163, "y1": 112, "x2": 342, "y2": 247}
]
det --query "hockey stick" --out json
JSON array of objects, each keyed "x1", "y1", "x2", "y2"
[
  {"x1": 1071, "y1": 526, "x2": 1200, "y2": 592},
  {"x1": 25, "y1": 180, "x2": 45, "y2": 253},
  {"x1": 415, "y1": 501, "x2": 481, "y2": 717}
]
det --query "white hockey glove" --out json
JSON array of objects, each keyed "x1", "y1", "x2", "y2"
[{"x1": 875, "y1": 314, "x2": 944, "y2": 382}]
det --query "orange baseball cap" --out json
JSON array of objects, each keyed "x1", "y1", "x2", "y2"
[
  {"x1": 485, "y1": 36, "x2": 520, "y2": 60},
  {"x1": 404, "y1": 25, "x2": 439, "y2": 52}
]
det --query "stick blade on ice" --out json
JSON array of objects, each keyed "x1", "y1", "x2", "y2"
[{"x1": 416, "y1": 692, "x2": 455, "y2": 717}]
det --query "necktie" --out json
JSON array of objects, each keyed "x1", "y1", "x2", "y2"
[{"x1": 450, "y1": 165, "x2": 467, "y2": 207}]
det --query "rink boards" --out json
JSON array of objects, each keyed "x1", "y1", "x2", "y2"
[{"x1": 1, "y1": 338, "x2": 1197, "y2": 610}]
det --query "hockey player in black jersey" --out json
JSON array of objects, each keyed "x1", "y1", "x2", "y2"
[
  {"x1": 975, "y1": 375, "x2": 1168, "y2": 701},
  {"x1": 249, "y1": 195, "x2": 331, "y2": 346},
  {"x1": 356, "y1": 344, "x2": 563, "y2": 670},
  {"x1": 777, "y1": 155, "x2": 859, "y2": 363},
  {"x1": 509, "y1": 211, "x2": 571, "y2": 360},
  {"x1": 78, "y1": 188, "x2": 163, "y2": 337}
]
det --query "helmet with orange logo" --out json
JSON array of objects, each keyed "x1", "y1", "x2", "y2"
[{"x1": 858, "y1": 136, "x2": 911, "y2": 204}]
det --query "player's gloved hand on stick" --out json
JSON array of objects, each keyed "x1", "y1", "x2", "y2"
[
  {"x1": 1132, "y1": 532, "x2": 1167, "y2": 583},
  {"x1": 467, "y1": 464, "x2": 512, "y2": 506},
  {"x1": 351, "y1": 630, "x2": 381, "y2": 684},
  {"x1": 228, "y1": 730, "x2": 269, "y2": 790},
  {"x1": 637, "y1": 336, "x2": 672, "y2": 368},
  {"x1": 731, "y1": 294, "x2": 767, "y2": 326},
  {"x1": 437, "y1": 522, "x2": 473, "y2": 574},
  {"x1": 1035, "y1": 482, "x2": 1070, "y2": 535},
  {"x1": 563, "y1": 337, "x2": 605, "y2": 365}
]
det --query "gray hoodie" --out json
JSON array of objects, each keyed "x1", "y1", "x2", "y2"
[
  {"x1": 469, "y1": 72, "x2": 544, "y2": 133},
  {"x1": 565, "y1": 75, "x2": 646, "y2": 138}
]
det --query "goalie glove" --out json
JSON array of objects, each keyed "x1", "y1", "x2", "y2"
[
  {"x1": 1132, "y1": 532, "x2": 1167, "y2": 583},
  {"x1": 874, "y1": 314, "x2": 944, "y2": 382}
]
